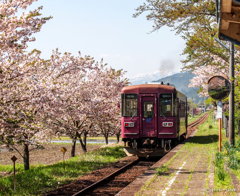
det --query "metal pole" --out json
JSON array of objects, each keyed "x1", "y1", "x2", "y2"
[
  {"x1": 229, "y1": 42, "x2": 235, "y2": 146},
  {"x1": 14, "y1": 161, "x2": 16, "y2": 193},
  {"x1": 11, "y1": 156, "x2": 17, "y2": 193},
  {"x1": 219, "y1": 118, "x2": 222, "y2": 152},
  {"x1": 63, "y1": 153, "x2": 65, "y2": 172},
  {"x1": 192, "y1": 96, "x2": 194, "y2": 118},
  {"x1": 204, "y1": 97, "x2": 206, "y2": 113}
]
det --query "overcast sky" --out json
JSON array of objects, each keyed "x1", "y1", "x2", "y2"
[{"x1": 27, "y1": 0, "x2": 186, "y2": 79}]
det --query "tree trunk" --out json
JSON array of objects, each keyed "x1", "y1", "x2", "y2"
[
  {"x1": 23, "y1": 143, "x2": 29, "y2": 170},
  {"x1": 104, "y1": 132, "x2": 109, "y2": 145},
  {"x1": 116, "y1": 133, "x2": 120, "y2": 143},
  {"x1": 71, "y1": 139, "x2": 76, "y2": 157},
  {"x1": 79, "y1": 136, "x2": 87, "y2": 152},
  {"x1": 83, "y1": 131, "x2": 87, "y2": 148}
]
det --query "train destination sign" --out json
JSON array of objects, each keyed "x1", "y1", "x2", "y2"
[{"x1": 207, "y1": 76, "x2": 231, "y2": 100}]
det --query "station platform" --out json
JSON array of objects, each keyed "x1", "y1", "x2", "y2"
[{"x1": 116, "y1": 129, "x2": 239, "y2": 196}]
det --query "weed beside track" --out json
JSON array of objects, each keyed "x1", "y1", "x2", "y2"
[{"x1": 0, "y1": 145, "x2": 126, "y2": 196}]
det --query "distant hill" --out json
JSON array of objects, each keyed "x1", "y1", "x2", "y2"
[
  {"x1": 128, "y1": 70, "x2": 176, "y2": 85},
  {"x1": 153, "y1": 72, "x2": 204, "y2": 104}
]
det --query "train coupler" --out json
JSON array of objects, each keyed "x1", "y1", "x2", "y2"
[{"x1": 164, "y1": 140, "x2": 172, "y2": 152}]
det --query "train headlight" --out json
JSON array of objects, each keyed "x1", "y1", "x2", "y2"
[
  {"x1": 162, "y1": 122, "x2": 173, "y2": 127},
  {"x1": 124, "y1": 122, "x2": 134, "y2": 127}
]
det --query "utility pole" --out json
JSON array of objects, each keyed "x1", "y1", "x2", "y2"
[
  {"x1": 214, "y1": 38, "x2": 235, "y2": 146},
  {"x1": 229, "y1": 42, "x2": 235, "y2": 145}
]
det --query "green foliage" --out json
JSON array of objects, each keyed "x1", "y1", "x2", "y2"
[
  {"x1": 212, "y1": 140, "x2": 240, "y2": 188},
  {"x1": 0, "y1": 146, "x2": 126, "y2": 196},
  {"x1": 0, "y1": 163, "x2": 24, "y2": 173},
  {"x1": 134, "y1": 0, "x2": 240, "y2": 123},
  {"x1": 214, "y1": 152, "x2": 224, "y2": 168},
  {"x1": 133, "y1": 0, "x2": 226, "y2": 72},
  {"x1": 213, "y1": 152, "x2": 227, "y2": 181},
  {"x1": 134, "y1": 0, "x2": 216, "y2": 34},
  {"x1": 222, "y1": 141, "x2": 240, "y2": 170},
  {"x1": 155, "y1": 165, "x2": 168, "y2": 175}
]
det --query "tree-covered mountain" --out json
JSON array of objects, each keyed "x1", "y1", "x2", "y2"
[{"x1": 153, "y1": 72, "x2": 204, "y2": 104}]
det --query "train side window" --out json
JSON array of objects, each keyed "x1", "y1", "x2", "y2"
[
  {"x1": 159, "y1": 94, "x2": 176, "y2": 117},
  {"x1": 180, "y1": 101, "x2": 186, "y2": 118},
  {"x1": 121, "y1": 94, "x2": 138, "y2": 117}
]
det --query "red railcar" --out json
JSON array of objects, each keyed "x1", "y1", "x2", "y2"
[{"x1": 121, "y1": 83, "x2": 187, "y2": 157}]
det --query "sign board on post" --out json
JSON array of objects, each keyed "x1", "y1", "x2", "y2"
[
  {"x1": 216, "y1": 101, "x2": 223, "y2": 119},
  {"x1": 61, "y1": 147, "x2": 67, "y2": 172},
  {"x1": 11, "y1": 155, "x2": 17, "y2": 193}
]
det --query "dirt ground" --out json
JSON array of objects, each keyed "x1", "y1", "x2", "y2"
[{"x1": 0, "y1": 143, "x2": 102, "y2": 166}]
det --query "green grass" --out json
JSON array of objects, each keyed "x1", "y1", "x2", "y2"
[
  {"x1": 189, "y1": 112, "x2": 235, "y2": 191},
  {"x1": 200, "y1": 111, "x2": 239, "y2": 192},
  {"x1": 0, "y1": 164, "x2": 24, "y2": 173},
  {"x1": 155, "y1": 165, "x2": 168, "y2": 175},
  {"x1": 0, "y1": 146, "x2": 126, "y2": 196},
  {"x1": 188, "y1": 112, "x2": 205, "y2": 123},
  {"x1": 137, "y1": 112, "x2": 239, "y2": 195}
]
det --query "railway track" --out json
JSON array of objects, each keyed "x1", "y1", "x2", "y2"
[
  {"x1": 187, "y1": 113, "x2": 209, "y2": 133},
  {"x1": 74, "y1": 158, "x2": 158, "y2": 196},
  {"x1": 44, "y1": 113, "x2": 209, "y2": 196},
  {"x1": 44, "y1": 157, "x2": 158, "y2": 196},
  {"x1": 72, "y1": 158, "x2": 140, "y2": 196}
]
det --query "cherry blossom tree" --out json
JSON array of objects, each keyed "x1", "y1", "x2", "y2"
[
  {"x1": 189, "y1": 54, "x2": 240, "y2": 126},
  {"x1": 189, "y1": 54, "x2": 240, "y2": 97},
  {"x1": 89, "y1": 67, "x2": 128, "y2": 144},
  {"x1": 42, "y1": 60, "x2": 127, "y2": 155},
  {"x1": 39, "y1": 50, "x2": 101, "y2": 157},
  {"x1": 0, "y1": 0, "x2": 129, "y2": 169},
  {"x1": 0, "y1": 0, "x2": 52, "y2": 170}
]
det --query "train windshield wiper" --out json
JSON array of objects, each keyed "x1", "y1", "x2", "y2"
[
  {"x1": 130, "y1": 110, "x2": 137, "y2": 120},
  {"x1": 160, "y1": 109, "x2": 167, "y2": 120}
]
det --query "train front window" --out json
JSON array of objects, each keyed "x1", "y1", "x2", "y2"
[
  {"x1": 143, "y1": 102, "x2": 154, "y2": 118},
  {"x1": 121, "y1": 94, "x2": 138, "y2": 117},
  {"x1": 159, "y1": 94, "x2": 176, "y2": 117}
]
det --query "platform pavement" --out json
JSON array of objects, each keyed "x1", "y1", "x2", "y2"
[{"x1": 116, "y1": 130, "x2": 218, "y2": 196}]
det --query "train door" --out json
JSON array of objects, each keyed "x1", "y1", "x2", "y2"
[
  {"x1": 177, "y1": 98, "x2": 180, "y2": 137},
  {"x1": 141, "y1": 95, "x2": 157, "y2": 137}
]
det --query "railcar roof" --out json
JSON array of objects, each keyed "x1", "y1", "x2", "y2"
[{"x1": 121, "y1": 84, "x2": 176, "y2": 94}]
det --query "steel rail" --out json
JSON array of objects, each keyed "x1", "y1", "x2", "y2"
[
  {"x1": 72, "y1": 113, "x2": 209, "y2": 196},
  {"x1": 72, "y1": 158, "x2": 139, "y2": 196},
  {"x1": 187, "y1": 113, "x2": 208, "y2": 134},
  {"x1": 188, "y1": 113, "x2": 207, "y2": 126},
  {"x1": 188, "y1": 113, "x2": 208, "y2": 127}
]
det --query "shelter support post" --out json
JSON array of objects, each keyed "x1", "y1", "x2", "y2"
[{"x1": 229, "y1": 42, "x2": 235, "y2": 146}]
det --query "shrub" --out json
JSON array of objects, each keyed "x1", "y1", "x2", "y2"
[
  {"x1": 155, "y1": 166, "x2": 168, "y2": 175},
  {"x1": 213, "y1": 152, "x2": 227, "y2": 181},
  {"x1": 222, "y1": 141, "x2": 240, "y2": 170}
]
